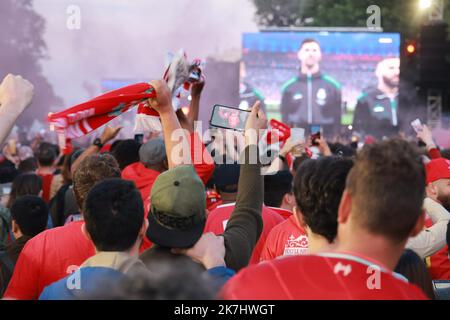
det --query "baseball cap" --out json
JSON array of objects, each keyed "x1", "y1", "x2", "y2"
[
  {"x1": 147, "y1": 165, "x2": 206, "y2": 248},
  {"x1": 139, "y1": 138, "x2": 166, "y2": 165},
  {"x1": 426, "y1": 158, "x2": 450, "y2": 185}
]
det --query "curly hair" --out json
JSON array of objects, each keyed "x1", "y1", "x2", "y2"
[
  {"x1": 293, "y1": 157, "x2": 354, "y2": 243},
  {"x1": 73, "y1": 154, "x2": 121, "y2": 210}
]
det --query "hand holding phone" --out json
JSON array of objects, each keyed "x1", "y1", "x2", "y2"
[
  {"x1": 411, "y1": 119, "x2": 423, "y2": 133},
  {"x1": 290, "y1": 128, "x2": 305, "y2": 157}
]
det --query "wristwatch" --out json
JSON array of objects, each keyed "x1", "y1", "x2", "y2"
[{"x1": 93, "y1": 138, "x2": 104, "y2": 149}]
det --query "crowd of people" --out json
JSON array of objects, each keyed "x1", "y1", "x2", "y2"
[{"x1": 0, "y1": 72, "x2": 449, "y2": 300}]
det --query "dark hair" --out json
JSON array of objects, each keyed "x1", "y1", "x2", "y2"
[
  {"x1": 73, "y1": 154, "x2": 121, "y2": 209},
  {"x1": 111, "y1": 139, "x2": 141, "y2": 170},
  {"x1": 35, "y1": 142, "x2": 57, "y2": 167},
  {"x1": 264, "y1": 171, "x2": 293, "y2": 208},
  {"x1": 11, "y1": 195, "x2": 48, "y2": 237},
  {"x1": 84, "y1": 178, "x2": 144, "y2": 251},
  {"x1": 328, "y1": 143, "x2": 356, "y2": 158},
  {"x1": 109, "y1": 140, "x2": 124, "y2": 154},
  {"x1": 61, "y1": 149, "x2": 82, "y2": 185},
  {"x1": 346, "y1": 139, "x2": 425, "y2": 244},
  {"x1": 300, "y1": 38, "x2": 320, "y2": 50},
  {"x1": 292, "y1": 154, "x2": 310, "y2": 174},
  {"x1": 212, "y1": 163, "x2": 240, "y2": 194},
  {"x1": 51, "y1": 144, "x2": 60, "y2": 159},
  {"x1": 56, "y1": 154, "x2": 66, "y2": 167},
  {"x1": 294, "y1": 157, "x2": 354, "y2": 243},
  {"x1": 18, "y1": 157, "x2": 38, "y2": 174},
  {"x1": 395, "y1": 249, "x2": 435, "y2": 299},
  {"x1": 7, "y1": 174, "x2": 42, "y2": 209}
]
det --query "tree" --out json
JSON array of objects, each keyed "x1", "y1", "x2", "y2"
[
  {"x1": 252, "y1": 0, "x2": 450, "y2": 39},
  {"x1": 0, "y1": 0, "x2": 61, "y2": 125}
]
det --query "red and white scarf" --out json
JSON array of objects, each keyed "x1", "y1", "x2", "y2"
[{"x1": 48, "y1": 50, "x2": 203, "y2": 154}]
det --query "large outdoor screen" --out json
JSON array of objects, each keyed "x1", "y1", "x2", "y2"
[{"x1": 240, "y1": 32, "x2": 401, "y2": 131}]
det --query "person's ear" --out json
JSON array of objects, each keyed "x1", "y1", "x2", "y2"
[
  {"x1": 426, "y1": 183, "x2": 438, "y2": 201},
  {"x1": 12, "y1": 220, "x2": 19, "y2": 233},
  {"x1": 337, "y1": 190, "x2": 352, "y2": 224},
  {"x1": 81, "y1": 223, "x2": 91, "y2": 241},
  {"x1": 410, "y1": 209, "x2": 426, "y2": 238},
  {"x1": 283, "y1": 193, "x2": 296, "y2": 209}
]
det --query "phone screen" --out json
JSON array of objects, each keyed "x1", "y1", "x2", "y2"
[
  {"x1": 210, "y1": 105, "x2": 250, "y2": 132},
  {"x1": 310, "y1": 125, "x2": 322, "y2": 146},
  {"x1": 134, "y1": 134, "x2": 144, "y2": 145}
]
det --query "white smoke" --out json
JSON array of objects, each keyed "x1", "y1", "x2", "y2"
[{"x1": 33, "y1": 0, "x2": 258, "y2": 109}]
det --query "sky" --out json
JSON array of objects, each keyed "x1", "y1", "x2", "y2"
[{"x1": 33, "y1": 0, "x2": 258, "y2": 108}]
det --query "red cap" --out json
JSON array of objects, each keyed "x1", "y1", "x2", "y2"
[{"x1": 426, "y1": 158, "x2": 450, "y2": 184}]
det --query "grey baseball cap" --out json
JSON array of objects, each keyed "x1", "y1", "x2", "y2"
[{"x1": 139, "y1": 138, "x2": 167, "y2": 165}]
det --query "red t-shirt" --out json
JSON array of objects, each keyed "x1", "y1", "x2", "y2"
[
  {"x1": 204, "y1": 203, "x2": 284, "y2": 265},
  {"x1": 4, "y1": 221, "x2": 95, "y2": 300},
  {"x1": 221, "y1": 252, "x2": 428, "y2": 300},
  {"x1": 260, "y1": 214, "x2": 308, "y2": 262},
  {"x1": 267, "y1": 207, "x2": 293, "y2": 220},
  {"x1": 38, "y1": 173, "x2": 54, "y2": 203},
  {"x1": 424, "y1": 217, "x2": 450, "y2": 280}
]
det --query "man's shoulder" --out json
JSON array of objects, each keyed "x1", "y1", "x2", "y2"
[
  {"x1": 208, "y1": 203, "x2": 235, "y2": 219},
  {"x1": 281, "y1": 77, "x2": 299, "y2": 94},
  {"x1": 40, "y1": 267, "x2": 125, "y2": 300},
  {"x1": 321, "y1": 74, "x2": 342, "y2": 90},
  {"x1": 26, "y1": 221, "x2": 84, "y2": 248},
  {"x1": 262, "y1": 207, "x2": 285, "y2": 224},
  {"x1": 222, "y1": 255, "x2": 320, "y2": 299},
  {"x1": 223, "y1": 254, "x2": 428, "y2": 300},
  {"x1": 268, "y1": 215, "x2": 303, "y2": 237},
  {"x1": 356, "y1": 87, "x2": 381, "y2": 102}
]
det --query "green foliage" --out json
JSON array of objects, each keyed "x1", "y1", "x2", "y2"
[
  {"x1": 252, "y1": 0, "x2": 450, "y2": 38},
  {"x1": 0, "y1": 0, "x2": 61, "y2": 123}
]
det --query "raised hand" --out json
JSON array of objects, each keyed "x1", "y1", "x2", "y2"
[{"x1": 0, "y1": 74, "x2": 34, "y2": 114}]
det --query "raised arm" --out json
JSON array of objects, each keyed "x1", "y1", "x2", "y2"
[
  {"x1": 148, "y1": 80, "x2": 190, "y2": 169},
  {"x1": 70, "y1": 125, "x2": 121, "y2": 176},
  {"x1": 0, "y1": 74, "x2": 34, "y2": 145},
  {"x1": 222, "y1": 102, "x2": 267, "y2": 271},
  {"x1": 417, "y1": 124, "x2": 441, "y2": 159}
]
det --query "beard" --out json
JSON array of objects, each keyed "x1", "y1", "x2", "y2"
[
  {"x1": 382, "y1": 76, "x2": 399, "y2": 89},
  {"x1": 436, "y1": 193, "x2": 450, "y2": 212}
]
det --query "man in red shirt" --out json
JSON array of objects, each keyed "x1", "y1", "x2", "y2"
[
  {"x1": 423, "y1": 158, "x2": 450, "y2": 279},
  {"x1": 204, "y1": 163, "x2": 284, "y2": 266},
  {"x1": 222, "y1": 139, "x2": 429, "y2": 300},
  {"x1": 4, "y1": 154, "x2": 121, "y2": 300},
  {"x1": 261, "y1": 158, "x2": 353, "y2": 261},
  {"x1": 35, "y1": 142, "x2": 57, "y2": 203},
  {"x1": 263, "y1": 171, "x2": 295, "y2": 220}
]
